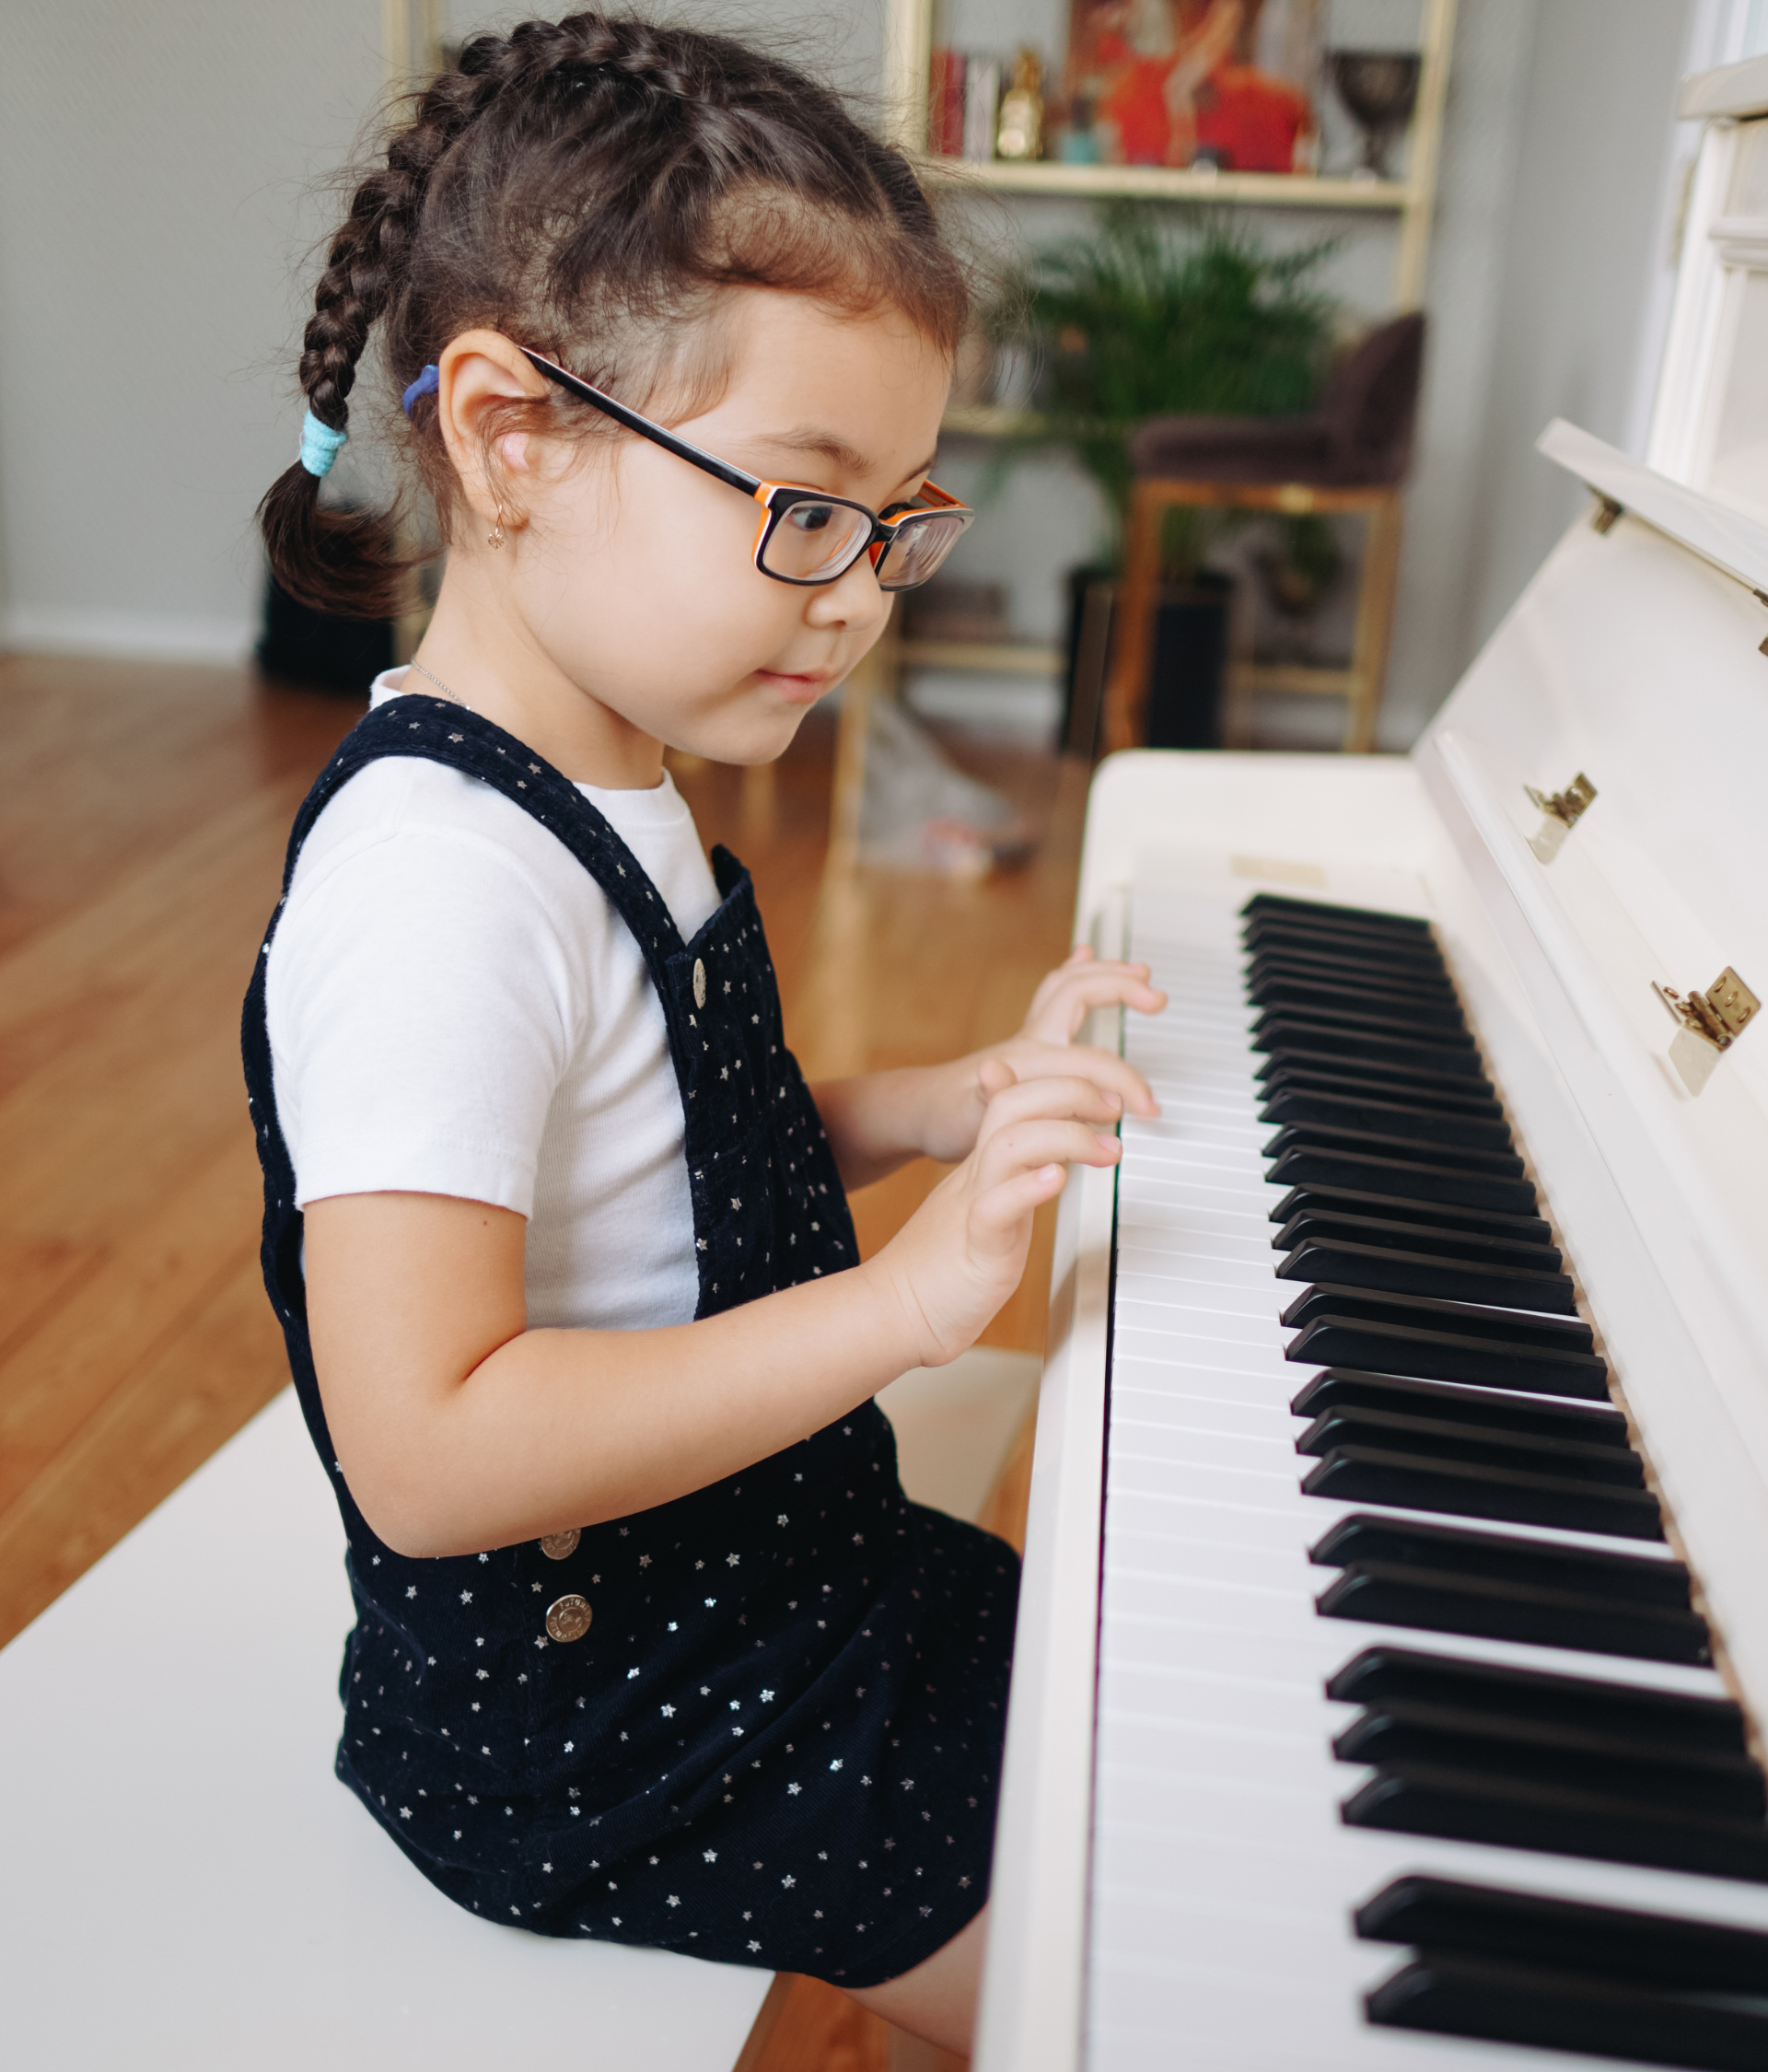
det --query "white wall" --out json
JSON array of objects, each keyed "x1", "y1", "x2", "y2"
[
  {"x1": 0, "y1": 1, "x2": 383, "y2": 660},
  {"x1": 0, "y1": 0, "x2": 1710, "y2": 728},
  {"x1": 1449, "y1": 0, "x2": 1699, "y2": 681}
]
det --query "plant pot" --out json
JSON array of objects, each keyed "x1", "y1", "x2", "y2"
[{"x1": 1146, "y1": 570, "x2": 1234, "y2": 749}]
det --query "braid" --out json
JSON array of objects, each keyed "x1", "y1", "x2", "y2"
[{"x1": 261, "y1": 10, "x2": 971, "y2": 619}]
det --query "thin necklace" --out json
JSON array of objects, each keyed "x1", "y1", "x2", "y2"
[{"x1": 407, "y1": 658, "x2": 471, "y2": 711}]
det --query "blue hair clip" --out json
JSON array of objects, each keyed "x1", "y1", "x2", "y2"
[
  {"x1": 299, "y1": 410, "x2": 347, "y2": 479},
  {"x1": 402, "y1": 364, "x2": 441, "y2": 416}
]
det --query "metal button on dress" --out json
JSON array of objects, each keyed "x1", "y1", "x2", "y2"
[
  {"x1": 692, "y1": 957, "x2": 707, "y2": 1008},
  {"x1": 545, "y1": 1593, "x2": 593, "y2": 1643},
  {"x1": 539, "y1": 1529, "x2": 580, "y2": 1560}
]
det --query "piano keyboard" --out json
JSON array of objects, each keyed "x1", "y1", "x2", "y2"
[{"x1": 1091, "y1": 887, "x2": 1768, "y2": 2072}]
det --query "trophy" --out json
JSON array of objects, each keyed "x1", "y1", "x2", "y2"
[{"x1": 1329, "y1": 50, "x2": 1421, "y2": 180}]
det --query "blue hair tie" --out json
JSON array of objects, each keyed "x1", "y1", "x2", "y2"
[
  {"x1": 401, "y1": 364, "x2": 441, "y2": 416},
  {"x1": 299, "y1": 409, "x2": 347, "y2": 478}
]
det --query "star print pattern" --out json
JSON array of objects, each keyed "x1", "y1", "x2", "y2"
[{"x1": 242, "y1": 696, "x2": 1018, "y2": 1991}]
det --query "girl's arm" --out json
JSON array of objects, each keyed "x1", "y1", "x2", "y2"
[
  {"x1": 810, "y1": 946, "x2": 1167, "y2": 1191},
  {"x1": 305, "y1": 1069, "x2": 1122, "y2": 1559}
]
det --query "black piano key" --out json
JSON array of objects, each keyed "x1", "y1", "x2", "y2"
[
  {"x1": 1244, "y1": 927, "x2": 1450, "y2": 980},
  {"x1": 1308, "y1": 1512, "x2": 1686, "y2": 1601},
  {"x1": 1280, "y1": 1284, "x2": 1592, "y2": 1353},
  {"x1": 1268, "y1": 1143, "x2": 1537, "y2": 1214},
  {"x1": 1256, "y1": 1017, "x2": 1486, "y2": 1076},
  {"x1": 1302, "y1": 1445, "x2": 1664, "y2": 1538},
  {"x1": 1286, "y1": 1313, "x2": 1611, "y2": 1395},
  {"x1": 1263, "y1": 1122, "x2": 1524, "y2": 1180},
  {"x1": 1249, "y1": 948, "x2": 1461, "y2": 998},
  {"x1": 1243, "y1": 909, "x2": 1442, "y2": 954},
  {"x1": 1269, "y1": 1183, "x2": 1551, "y2": 1248},
  {"x1": 1316, "y1": 1562, "x2": 1707, "y2": 1663},
  {"x1": 1327, "y1": 1647, "x2": 1749, "y2": 1753},
  {"x1": 1334, "y1": 1703, "x2": 1753, "y2": 1809},
  {"x1": 1263, "y1": 1059, "x2": 1505, "y2": 1117},
  {"x1": 1356, "y1": 1875, "x2": 1768, "y2": 1994},
  {"x1": 1241, "y1": 892, "x2": 1435, "y2": 935},
  {"x1": 1279, "y1": 1237, "x2": 1576, "y2": 1314},
  {"x1": 1274, "y1": 1210, "x2": 1562, "y2": 1275},
  {"x1": 1366, "y1": 1950, "x2": 1768, "y2": 2071},
  {"x1": 1256, "y1": 1046, "x2": 1495, "y2": 1099},
  {"x1": 1254, "y1": 1001, "x2": 1479, "y2": 1052},
  {"x1": 1298, "y1": 1406, "x2": 1644, "y2": 1485},
  {"x1": 1249, "y1": 974, "x2": 1471, "y2": 1032},
  {"x1": 1292, "y1": 1375, "x2": 1627, "y2": 1447},
  {"x1": 1343, "y1": 1760, "x2": 1768, "y2": 1884},
  {"x1": 1262, "y1": 1085, "x2": 1514, "y2": 1151}
]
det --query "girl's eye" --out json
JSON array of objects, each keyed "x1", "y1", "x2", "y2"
[{"x1": 785, "y1": 503, "x2": 839, "y2": 534}]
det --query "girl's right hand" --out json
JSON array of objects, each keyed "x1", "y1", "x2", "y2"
[{"x1": 866, "y1": 1062, "x2": 1123, "y2": 1370}]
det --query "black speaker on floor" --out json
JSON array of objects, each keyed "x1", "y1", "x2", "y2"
[
  {"x1": 1146, "y1": 571, "x2": 1233, "y2": 750},
  {"x1": 256, "y1": 573, "x2": 394, "y2": 693}
]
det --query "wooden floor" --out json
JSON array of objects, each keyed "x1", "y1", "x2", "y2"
[{"x1": 0, "y1": 650, "x2": 1085, "y2": 2067}]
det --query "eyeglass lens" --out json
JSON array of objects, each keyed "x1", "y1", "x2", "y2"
[
  {"x1": 875, "y1": 511, "x2": 968, "y2": 591},
  {"x1": 760, "y1": 499, "x2": 877, "y2": 583}
]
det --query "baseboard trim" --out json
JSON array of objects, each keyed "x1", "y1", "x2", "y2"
[{"x1": 0, "y1": 604, "x2": 255, "y2": 664}]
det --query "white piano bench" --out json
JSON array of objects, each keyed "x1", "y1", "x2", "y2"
[{"x1": 0, "y1": 1390, "x2": 774, "y2": 2071}]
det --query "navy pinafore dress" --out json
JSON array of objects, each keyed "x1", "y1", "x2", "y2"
[{"x1": 241, "y1": 696, "x2": 1019, "y2": 1985}]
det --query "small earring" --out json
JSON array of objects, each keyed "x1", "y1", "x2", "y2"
[{"x1": 487, "y1": 506, "x2": 506, "y2": 550}]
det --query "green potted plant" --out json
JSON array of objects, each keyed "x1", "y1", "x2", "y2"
[{"x1": 988, "y1": 204, "x2": 1339, "y2": 748}]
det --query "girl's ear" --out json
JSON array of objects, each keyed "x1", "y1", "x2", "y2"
[{"x1": 436, "y1": 330, "x2": 548, "y2": 537}]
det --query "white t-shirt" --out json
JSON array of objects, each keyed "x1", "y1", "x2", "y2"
[{"x1": 265, "y1": 669, "x2": 722, "y2": 1332}]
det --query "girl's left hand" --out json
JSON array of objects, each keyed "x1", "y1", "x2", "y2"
[{"x1": 922, "y1": 945, "x2": 1166, "y2": 1165}]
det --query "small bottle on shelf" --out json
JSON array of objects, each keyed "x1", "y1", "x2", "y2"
[{"x1": 995, "y1": 48, "x2": 1044, "y2": 161}]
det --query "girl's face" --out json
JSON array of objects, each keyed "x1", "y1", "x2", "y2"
[{"x1": 438, "y1": 291, "x2": 951, "y2": 777}]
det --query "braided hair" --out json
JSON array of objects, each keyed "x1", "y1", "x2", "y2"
[{"x1": 262, "y1": 11, "x2": 970, "y2": 615}]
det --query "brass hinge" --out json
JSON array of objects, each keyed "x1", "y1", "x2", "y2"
[
  {"x1": 1591, "y1": 495, "x2": 1623, "y2": 534},
  {"x1": 1526, "y1": 773, "x2": 1597, "y2": 827},
  {"x1": 1654, "y1": 966, "x2": 1761, "y2": 1095},
  {"x1": 1525, "y1": 773, "x2": 1596, "y2": 862}
]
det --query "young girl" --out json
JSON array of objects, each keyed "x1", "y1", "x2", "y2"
[{"x1": 247, "y1": 13, "x2": 1161, "y2": 2052}]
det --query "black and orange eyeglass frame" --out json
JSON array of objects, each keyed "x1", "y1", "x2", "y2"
[{"x1": 521, "y1": 349, "x2": 973, "y2": 591}]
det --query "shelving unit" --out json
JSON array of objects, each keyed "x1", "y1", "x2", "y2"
[{"x1": 831, "y1": 0, "x2": 1456, "y2": 803}]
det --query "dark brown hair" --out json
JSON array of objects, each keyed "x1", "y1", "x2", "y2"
[{"x1": 261, "y1": 11, "x2": 970, "y2": 615}]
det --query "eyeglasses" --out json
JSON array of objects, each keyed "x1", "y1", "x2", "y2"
[{"x1": 520, "y1": 349, "x2": 972, "y2": 590}]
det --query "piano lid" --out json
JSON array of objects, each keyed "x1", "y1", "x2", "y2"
[{"x1": 1413, "y1": 427, "x2": 1768, "y2": 1478}]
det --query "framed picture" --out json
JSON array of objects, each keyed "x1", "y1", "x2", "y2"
[{"x1": 1061, "y1": 0, "x2": 1320, "y2": 172}]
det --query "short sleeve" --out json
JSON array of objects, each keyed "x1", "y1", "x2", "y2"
[{"x1": 267, "y1": 817, "x2": 577, "y2": 1216}]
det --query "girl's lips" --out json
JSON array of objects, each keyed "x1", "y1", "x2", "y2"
[{"x1": 756, "y1": 668, "x2": 834, "y2": 704}]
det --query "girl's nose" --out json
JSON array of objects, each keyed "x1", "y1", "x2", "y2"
[{"x1": 805, "y1": 555, "x2": 889, "y2": 636}]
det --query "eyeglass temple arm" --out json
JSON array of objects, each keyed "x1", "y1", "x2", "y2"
[{"x1": 520, "y1": 349, "x2": 763, "y2": 500}]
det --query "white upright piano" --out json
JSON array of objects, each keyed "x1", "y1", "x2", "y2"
[{"x1": 978, "y1": 54, "x2": 1768, "y2": 2072}]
